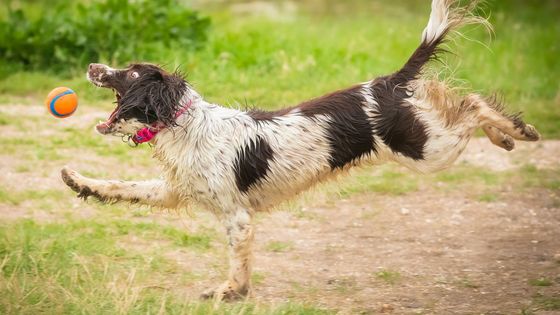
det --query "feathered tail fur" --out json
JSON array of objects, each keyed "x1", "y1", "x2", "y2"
[{"x1": 392, "y1": 0, "x2": 490, "y2": 87}]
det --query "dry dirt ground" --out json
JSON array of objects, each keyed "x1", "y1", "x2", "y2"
[{"x1": 0, "y1": 106, "x2": 559, "y2": 314}]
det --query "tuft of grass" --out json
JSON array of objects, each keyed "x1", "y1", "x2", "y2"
[
  {"x1": 339, "y1": 166, "x2": 418, "y2": 197},
  {"x1": 375, "y1": 269, "x2": 401, "y2": 285},
  {"x1": 532, "y1": 294, "x2": 560, "y2": 311},
  {"x1": 0, "y1": 188, "x2": 63, "y2": 206},
  {"x1": 477, "y1": 192, "x2": 498, "y2": 203},
  {"x1": 434, "y1": 166, "x2": 502, "y2": 187},
  {"x1": 458, "y1": 278, "x2": 481, "y2": 289},
  {"x1": 265, "y1": 240, "x2": 294, "y2": 253},
  {"x1": 14, "y1": 165, "x2": 30, "y2": 173},
  {"x1": 0, "y1": 113, "x2": 8, "y2": 125},
  {"x1": 528, "y1": 277, "x2": 553, "y2": 287},
  {"x1": 111, "y1": 221, "x2": 213, "y2": 250},
  {"x1": 252, "y1": 272, "x2": 266, "y2": 286},
  {"x1": 520, "y1": 164, "x2": 560, "y2": 191}
]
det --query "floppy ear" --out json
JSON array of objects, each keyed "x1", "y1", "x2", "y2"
[{"x1": 118, "y1": 71, "x2": 186, "y2": 126}]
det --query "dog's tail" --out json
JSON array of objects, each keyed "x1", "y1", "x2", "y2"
[{"x1": 390, "y1": 0, "x2": 488, "y2": 86}]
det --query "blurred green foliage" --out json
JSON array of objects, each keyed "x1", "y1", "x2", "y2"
[{"x1": 0, "y1": 0, "x2": 210, "y2": 72}]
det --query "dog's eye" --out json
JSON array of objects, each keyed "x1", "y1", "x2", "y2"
[{"x1": 130, "y1": 72, "x2": 139, "y2": 79}]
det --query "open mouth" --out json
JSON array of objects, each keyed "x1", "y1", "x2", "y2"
[
  {"x1": 95, "y1": 89, "x2": 122, "y2": 135},
  {"x1": 96, "y1": 107, "x2": 118, "y2": 135},
  {"x1": 86, "y1": 72, "x2": 105, "y2": 88}
]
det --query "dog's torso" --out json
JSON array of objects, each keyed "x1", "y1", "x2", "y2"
[{"x1": 154, "y1": 80, "x2": 478, "y2": 213}]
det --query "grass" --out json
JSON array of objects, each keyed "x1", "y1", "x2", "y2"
[
  {"x1": 0, "y1": 188, "x2": 63, "y2": 206},
  {"x1": 519, "y1": 164, "x2": 560, "y2": 190},
  {"x1": 457, "y1": 278, "x2": 481, "y2": 289},
  {"x1": 265, "y1": 240, "x2": 294, "y2": 253},
  {"x1": 477, "y1": 192, "x2": 499, "y2": 203},
  {"x1": 375, "y1": 269, "x2": 401, "y2": 285},
  {"x1": 528, "y1": 277, "x2": 553, "y2": 287},
  {"x1": 1, "y1": 219, "x2": 302, "y2": 314},
  {"x1": 338, "y1": 167, "x2": 419, "y2": 197},
  {"x1": 531, "y1": 293, "x2": 560, "y2": 311},
  {"x1": 433, "y1": 165, "x2": 502, "y2": 187}
]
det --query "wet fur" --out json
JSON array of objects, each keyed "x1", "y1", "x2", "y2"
[{"x1": 63, "y1": 0, "x2": 540, "y2": 301}]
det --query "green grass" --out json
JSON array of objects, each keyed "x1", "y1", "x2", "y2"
[
  {"x1": 519, "y1": 164, "x2": 560, "y2": 190},
  {"x1": 265, "y1": 240, "x2": 294, "y2": 253},
  {"x1": 457, "y1": 278, "x2": 481, "y2": 289},
  {"x1": 251, "y1": 272, "x2": 266, "y2": 286},
  {"x1": 434, "y1": 165, "x2": 502, "y2": 187},
  {"x1": 375, "y1": 269, "x2": 401, "y2": 285},
  {"x1": 477, "y1": 192, "x2": 499, "y2": 203},
  {"x1": 2, "y1": 219, "x2": 324, "y2": 314},
  {"x1": 531, "y1": 294, "x2": 560, "y2": 311},
  {"x1": 0, "y1": 188, "x2": 63, "y2": 206},
  {"x1": 528, "y1": 277, "x2": 553, "y2": 287},
  {"x1": 338, "y1": 166, "x2": 419, "y2": 197}
]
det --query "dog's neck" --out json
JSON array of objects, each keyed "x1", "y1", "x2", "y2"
[{"x1": 152, "y1": 88, "x2": 245, "y2": 162}]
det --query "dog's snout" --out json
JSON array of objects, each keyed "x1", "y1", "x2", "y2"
[
  {"x1": 87, "y1": 63, "x2": 113, "y2": 86},
  {"x1": 88, "y1": 63, "x2": 106, "y2": 74}
]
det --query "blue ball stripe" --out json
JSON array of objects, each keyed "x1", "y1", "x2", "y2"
[{"x1": 49, "y1": 90, "x2": 75, "y2": 117}]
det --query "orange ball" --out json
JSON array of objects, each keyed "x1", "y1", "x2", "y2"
[{"x1": 45, "y1": 87, "x2": 78, "y2": 118}]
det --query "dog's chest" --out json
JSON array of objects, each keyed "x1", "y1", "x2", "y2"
[{"x1": 156, "y1": 142, "x2": 239, "y2": 210}]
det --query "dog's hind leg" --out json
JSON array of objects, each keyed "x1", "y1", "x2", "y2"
[
  {"x1": 482, "y1": 125, "x2": 515, "y2": 151},
  {"x1": 465, "y1": 94, "x2": 541, "y2": 143},
  {"x1": 61, "y1": 167, "x2": 180, "y2": 208},
  {"x1": 201, "y1": 209, "x2": 254, "y2": 301}
]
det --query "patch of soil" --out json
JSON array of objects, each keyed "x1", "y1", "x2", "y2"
[
  {"x1": 253, "y1": 187, "x2": 560, "y2": 314},
  {"x1": 459, "y1": 138, "x2": 560, "y2": 171}
]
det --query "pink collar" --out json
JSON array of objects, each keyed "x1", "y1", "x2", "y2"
[{"x1": 132, "y1": 99, "x2": 192, "y2": 144}]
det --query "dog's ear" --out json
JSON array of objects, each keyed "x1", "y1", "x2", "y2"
[{"x1": 118, "y1": 71, "x2": 186, "y2": 126}]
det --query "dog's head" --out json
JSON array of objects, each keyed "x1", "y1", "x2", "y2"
[{"x1": 87, "y1": 63, "x2": 187, "y2": 136}]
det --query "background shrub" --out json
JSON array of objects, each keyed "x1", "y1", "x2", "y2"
[{"x1": 0, "y1": 0, "x2": 210, "y2": 73}]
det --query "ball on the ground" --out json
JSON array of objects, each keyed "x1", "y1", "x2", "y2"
[{"x1": 45, "y1": 87, "x2": 78, "y2": 118}]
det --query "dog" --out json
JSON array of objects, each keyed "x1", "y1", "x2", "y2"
[{"x1": 61, "y1": 0, "x2": 540, "y2": 301}]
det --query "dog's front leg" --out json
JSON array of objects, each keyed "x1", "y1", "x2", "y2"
[
  {"x1": 201, "y1": 209, "x2": 254, "y2": 301},
  {"x1": 61, "y1": 167, "x2": 179, "y2": 208}
]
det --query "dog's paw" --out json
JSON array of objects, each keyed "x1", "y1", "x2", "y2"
[
  {"x1": 200, "y1": 281, "x2": 250, "y2": 302},
  {"x1": 61, "y1": 167, "x2": 94, "y2": 200},
  {"x1": 61, "y1": 167, "x2": 81, "y2": 192},
  {"x1": 501, "y1": 135, "x2": 515, "y2": 151},
  {"x1": 522, "y1": 124, "x2": 541, "y2": 141}
]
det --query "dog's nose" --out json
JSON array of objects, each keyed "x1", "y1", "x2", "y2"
[{"x1": 89, "y1": 63, "x2": 102, "y2": 71}]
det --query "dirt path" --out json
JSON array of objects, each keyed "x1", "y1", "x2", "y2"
[{"x1": 251, "y1": 188, "x2": 559, "y2": 314}]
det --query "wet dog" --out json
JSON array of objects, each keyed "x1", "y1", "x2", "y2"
[{"x1": 62, "y1": 0, "x2": 540, "y2": 300}]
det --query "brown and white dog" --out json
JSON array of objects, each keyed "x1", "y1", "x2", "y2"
[{"x1": 61, "y1": 0, "x2": 540, "y2": 301}]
